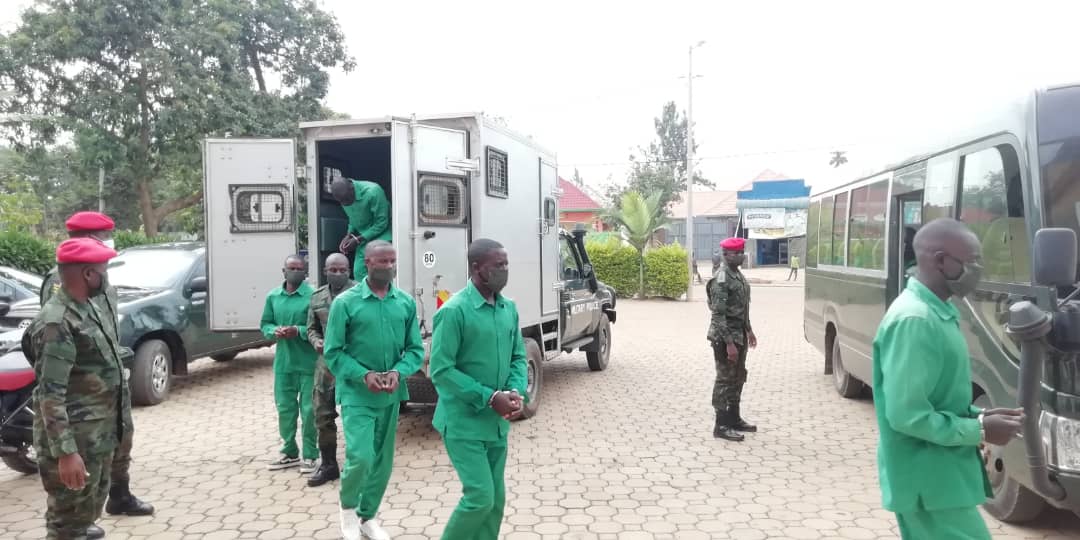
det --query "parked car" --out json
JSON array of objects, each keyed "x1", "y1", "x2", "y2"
[
  {"x1": 108, "y1": 242, "x2": 269, "y2": 406},
  {"x1": 0, "y1": 267, "x2": 42, "y2": 332}
]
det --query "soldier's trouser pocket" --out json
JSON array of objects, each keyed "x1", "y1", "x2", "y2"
[{"x1": 40, "y1": 450, "x2": 113, "y2": 539}]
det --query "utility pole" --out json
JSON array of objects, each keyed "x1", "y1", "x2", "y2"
[
  {"x1": 685, "y1": 40, "x2": 705, "y2": 301},
  {"x1": 98, "y1": 166, "x2": 105, "y2": 212}
]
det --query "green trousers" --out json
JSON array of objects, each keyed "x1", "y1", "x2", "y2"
[
  {"x1": 352, "y1": 252, "x2": 368, "y2": 281},
  {"x1": 340, "y1": 404, "x2": 399, "y2": 519},
  {"x1": 896, "y1": 507, "x2": 991, "y2": 540},
  {"x1": 441, "y1": 438, "x2": 508, "y2": 540},
  {"x1": 39, "y1": 450, "x2": 113, "y2": 539},
  {"x1": 274, "y1": 371, "x2": 317, "y2": 460},
  {"x1": 312, "y1": 358, "x2": 338, "y2": 449}
]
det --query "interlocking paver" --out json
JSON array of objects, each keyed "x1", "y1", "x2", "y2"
[{"x1": 2, "y1": 275, "x2": 1080, "y2": 538}]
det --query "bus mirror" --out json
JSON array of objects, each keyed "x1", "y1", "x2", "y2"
[{"x1": 1033, "y1": 228, "x2": 1078, "y2": 287}]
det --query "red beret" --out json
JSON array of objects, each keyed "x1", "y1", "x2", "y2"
[
  {"x1": 720, "y1": 237, "x2": 746, "y2": 251},
  {"x1": 56, "y1": 237, "x2": 117, "y2": 265},
  {"x1": 65, "y1": 211, "x2": 115, "y2": 232}
]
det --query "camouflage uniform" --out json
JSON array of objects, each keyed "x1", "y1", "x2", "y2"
[
  {"x1": 42, "y1": 269, "x2": 139, "y2": 502},
  {"x1": 706, "y1": 262, "x2": 753, "y2": 418},
  {"x1": 29, "y1": 288, "x2": 125, "y2": 539},
  {"x1": 306, "y1": 279, "x2": 357, "y2": 450}
]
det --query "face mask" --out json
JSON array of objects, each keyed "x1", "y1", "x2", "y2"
[
  {"x1": 726, "y1": 254, "x2": 746, "y2": 267},
  {"x1": 284, "y1": 270, "x2": 306, "y2": 287},
  {"x1": 483, "y1": 268, "x2": 509, "y2": 294},
  {"x1": 326, "y1": 272, "x2": 350, "y2": 290},
  {"x1": 368, "y1": 266, "x2": 396, "y2": 285},
  {"x1": 943, "y1": 256, "x2": 983, "y2": 298}
]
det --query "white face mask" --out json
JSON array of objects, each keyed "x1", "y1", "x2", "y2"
[{"x1": 101, "y1": 238, "x2": 115, "y2": 249}]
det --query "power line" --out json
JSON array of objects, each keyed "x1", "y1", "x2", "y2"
[{"x1": 560, "y1": 143, "x2": 867, "y2": 168}]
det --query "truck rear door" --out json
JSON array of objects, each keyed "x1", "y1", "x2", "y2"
[{"x1": 203, "y1": 138, "x2": 297, "y2": 332}]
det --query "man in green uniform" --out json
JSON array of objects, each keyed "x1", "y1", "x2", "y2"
[
  {"x1": 324, "y1": 240, "x2": 423, "y2": 540},
  {"x1": 330, "y1": 177, "x2": 392, "y2": 280},
  {"x1": 707, "y1": 237, "x2": 758, "y2": 442},
  {"x1": 873, "y1": 218, "x2": 1024, "y2": 539},
  {"x1": 431, "y1": 238, "x2": 528, "y2": 540},
  {"x1": 305, "y1": 252, "x2": 357, "y2": 488},
  {"x1": 260, "y1": 255, "x2": 319, "y2": 473},
  {"x1": 39, "y1": 212, "x2": 153, "y2": 529},
  {"x1": 28, "y1": 237, "x2": 124, "y2": 540}
]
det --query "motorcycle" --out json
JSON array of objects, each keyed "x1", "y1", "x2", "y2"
[{"x1": 0, "y1": 327, "x2": 37, "y2": 474}]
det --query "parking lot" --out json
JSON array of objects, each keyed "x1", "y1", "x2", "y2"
[{"x1": 2, "y1": 279, "x2": 1079, "y2": 539}]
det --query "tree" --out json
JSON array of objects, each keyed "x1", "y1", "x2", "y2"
[
  {"x1": 608, "y1": 102, "x2": 712, "y2": 211},
  {"x1": 604, "y1": 191, "x2": 670, "y2": 298},
  {"x1": 829, "y1": 151, "x2": 848, "y2": 168},
  {"x1": 0, "y1": 0, "x2": 355, "y2": 236}
]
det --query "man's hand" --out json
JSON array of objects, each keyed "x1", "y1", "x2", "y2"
[
  {"x1": 504, "y1": 391, "x2": 525, "y2": 420},
  {"x1": 726, "y1": 342, "x2": 739, "y2": 363},
  {"x1": 273, "y1": 327, "x2": 287, "y2": 339},
  {"x1": 748, "y1": 331, "x2": 758, "y2": 349},
  {"x1": 280, "y1": 326, "x2": 299, "y2": 339},
  {"x1": 339, "y1": 235, "x2": 359, "y2": 254},
  {"x1": 313, "y1": 339, "x2": 324, "y2": 354},
  {"x1": 364, "y1": 372, "x2": 383, "y2": 393},
  {"x1": 491, "y1": 392, "x2": 518, "y2": 417},
  {"x1": 58, "y1": 453, "x2": 88, "y2": 491},
  {"x1": 382, "y1": 371, "x2": 401, "y2": 393},
  {"x1": 983, "y1": 408, "x2": 1025, "y2": 446}
]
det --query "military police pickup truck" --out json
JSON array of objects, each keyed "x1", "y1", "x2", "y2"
[{"x1": 202, "y1": 113, "x2": 616, "y2": 418}]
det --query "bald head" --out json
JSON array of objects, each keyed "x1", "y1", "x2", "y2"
[
  {"x1": 364, "y1": 240, "x2": 394, "y2": 259},
  {"x1": 913, "y1": 218, "x2": 979, "y2": 259},
  {"x1": 330, "y1": 178, "x2": 355, "y2": 206},
  {"x1": 325, "y1": 252, "x2": 349, "y2": 268},
  {"x1": 912, "y1": 218, "x2": 982, "y2": 298}
]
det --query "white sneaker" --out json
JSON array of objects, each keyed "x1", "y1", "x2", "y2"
[
  {"x1": 360, "y1": 518, "x2": 391, "y2": 540},
  {"x1": 267, "y1": 454, "x2": 300, "y2": 471},
  {"x1": 339, "y1": 507, "x2": 361, "y2": 540},
  {"x1": 300, "y1": 458, "x2": 318, "y2": 474}
]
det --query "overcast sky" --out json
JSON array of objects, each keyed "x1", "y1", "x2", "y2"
[{"x1": 5, "y1": 0, "x2": 1080, "y2": 195}]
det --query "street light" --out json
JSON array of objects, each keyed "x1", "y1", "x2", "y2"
[{"x1": 685, "y1": 40, "x2": 705, "y2": 301}]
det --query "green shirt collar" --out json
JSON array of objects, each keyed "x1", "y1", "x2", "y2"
[
  {"x1": 463, "y1": 280, "x2": 505, "y2": 309},
  {"x1": 907, "y1": 277, "x2": 959, "y2": 321},
  {"x1": 276, "y1": 281, "x2": 314, "y2": 296},
  {"x1": 357, "y1": 278, "x2": 399, "y2": 300}
]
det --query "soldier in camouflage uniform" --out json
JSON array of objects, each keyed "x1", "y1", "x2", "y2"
[
  {"x1": 706, "y1": 237, "x2": 758, "y2": 442},
  {"x1": 28, "y1": 238, "x2": 124, "y2": 540},
  {"x1": 305, "y1": 253, "x2": 357, "y2": 487},
  {"x1": 40, "y1": 212, "x2": 154, "y2": 522}
]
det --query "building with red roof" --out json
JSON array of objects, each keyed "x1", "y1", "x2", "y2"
[{"x1": 557, "y1": 178, "x2": 607, "y2": 231}]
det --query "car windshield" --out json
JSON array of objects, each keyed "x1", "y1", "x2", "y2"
[
  {"x1": 107, "y1": 250, "x2": 198, "y2": 290},
  {"x1": 0, "y1": 267, "x2": 42, "y2": 295}
]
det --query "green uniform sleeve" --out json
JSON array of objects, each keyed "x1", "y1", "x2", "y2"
[
  {"x1": 34, "y1": 322, "x2": 79, "y2": 456},
  {"x1": 969, "y1": 404, "x2": 983, "y2": 417},
  {"x1": 39, "y1": 268, "x2": 58, "y2": 307},
  {"x1": 260, "y1": 295, "x2": 278, "y2": 341},
  {"x1": 324, "y1": 296, "x2": 369, "y2": 382},
  {"x1": 429, "y1": 306, "x2": 495, "y2": 412},
  {"x1": 391, "y1": 300, "x2": 424, "y2": 378},
  {"x1": 306, "y1": 296, "x2": 323, "y2": 348},
  {"x1": 506, "y1": 311, "x2": 528, "y2": 400},
  {"x1": 357, "y1": 188, "x2": 390, "y2": 241},
  {"x1": 880, "y1": 317, "x2": 982, "y2": 447},
  {"x1": 744, "y1": 282, "x2": 753, "y2": 333},
  {"x1": 707, "y1": 278, "x2": 732, "y2": 344}
]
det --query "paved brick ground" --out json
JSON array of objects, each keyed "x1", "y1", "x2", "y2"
[{"x1": 2, "y1": 280, "x2": 1079, "y2": 539}]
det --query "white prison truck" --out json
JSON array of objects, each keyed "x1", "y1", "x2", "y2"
[{"x1": 201, "y1": 113, "x2": 616, "y2": 418}]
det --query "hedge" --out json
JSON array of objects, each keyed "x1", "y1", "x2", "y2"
[
  {"x1": 645, "y1": 243, "x2": 690, "y2": 299},
  {"x1": 584, "y1": 237, "x2": 638, "y2": 298},
  {"x1": 0, "y1": 230, "x2": 173, "y2": 276}
]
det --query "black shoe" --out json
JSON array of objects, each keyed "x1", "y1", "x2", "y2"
[
  {"x1": 713, "y1": 411, "x2": 745, "y2": 441},
  {"x1": 732, "y1": 404, "x2": 757, "y2": 432},
  {"x1": 86, "y1": 524, "x2": 105, "y2": 539},
  {"x1": 307, "y1": 447, "x2": 340, "y2": 487},
  {"x1": 105, "y1": 481, "x2": 155, "y2": 516}
]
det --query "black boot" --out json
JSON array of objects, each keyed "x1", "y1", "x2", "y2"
[
  {"x1": 732, "y1": 404, "x2": 757, "y2": 432},
  {"x1": 713, "y1": 411, "x2": 745, "y2": 442},
  {"x1": 307, "y1": 446, "x2": 340, "y2": 487},
  {"x1": 105, "y1": 480, "x2": 154, "y2": 516},
  {"x1": 86, "y1": 524, "x2": 105, "y2": 539}
]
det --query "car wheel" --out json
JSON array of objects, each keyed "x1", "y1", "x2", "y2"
[
  {"x1": 832, "y1": 336, "x2": 865, "y2": 399},
  {"x1": 211, "y1": 352, "x2": 237, "y2": 362},
  {"x1": 1, "y1": 443, "x2": 38, "y2": 475},
  {"x1": 517, "y1": 338, "x2": 544, "y2": 420},
  {"x1": 131, "y1": 339, "x2": 172, "y2": 406},
  {"x1": 975, "y1": 394, "x2": 1047, "y2": 523},
  {"x1": 586, "y1": 314, "x2": 611, "y2": 372}
]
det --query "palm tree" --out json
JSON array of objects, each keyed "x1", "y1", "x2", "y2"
[
  {"x1": 829, "y1": 151, "x2": 848, "y2": 168},
  {"x1": 604, "y1": 190, "x2": 670, "y2": 298}
]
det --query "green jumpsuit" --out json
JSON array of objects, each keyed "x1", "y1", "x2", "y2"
[
  {"x1": 429, "y1": 281, "x2": 529, "y2": 540},
  {"x1": 323, "y1": 280, "x2": 423, "y2": 519},
  {"x1": 340, "y1": 179, "x2": 392, "y2": 279},
  {"x1": 260, "y1": 281, "x2": 319, "y2": 461}
]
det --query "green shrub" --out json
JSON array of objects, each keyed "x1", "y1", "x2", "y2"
[
  {"x1": 644, "y1": 243, "x2": 690, "y2": 299},
  {"x1": 584, "y1": 237, "x2": 637, "y2": 298},
  {"x1": 0, "y1": 231, "x2": 54, "y2": 275},
  {"x1": 114, "y1": 230, "x2": 171, "y2": 251}
]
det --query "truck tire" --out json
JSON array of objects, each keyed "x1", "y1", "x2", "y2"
[
  {"x1": 1, "y1": 444, "x2": 38, "y2": 475},
  {"x1": 831, "y1": 336, "x2": 865, "y2": 399},
  {"x1": 131, "y1": 339, "x2": 172, "y2": 406},
  {"x1": 405, "y1": 374, "x2": 439, "y2": 404},
  {"x1": 975, "y1": 395, "x2": 1047, "y2": 523},
  {"x1": 586, "y1": 314, "x2": 611, "y2": 372},
  {"x1": 518, "y1": 338, "x2": 543, "y2": 420}
]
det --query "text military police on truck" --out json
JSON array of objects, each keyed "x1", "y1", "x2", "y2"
[{"x1": 200, "y1": 113, "x2": 617, "y2": 417}]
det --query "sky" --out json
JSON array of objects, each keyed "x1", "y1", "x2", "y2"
[{"x1": 4, "y1": 0, "x2": 1080, "y2": 196}]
